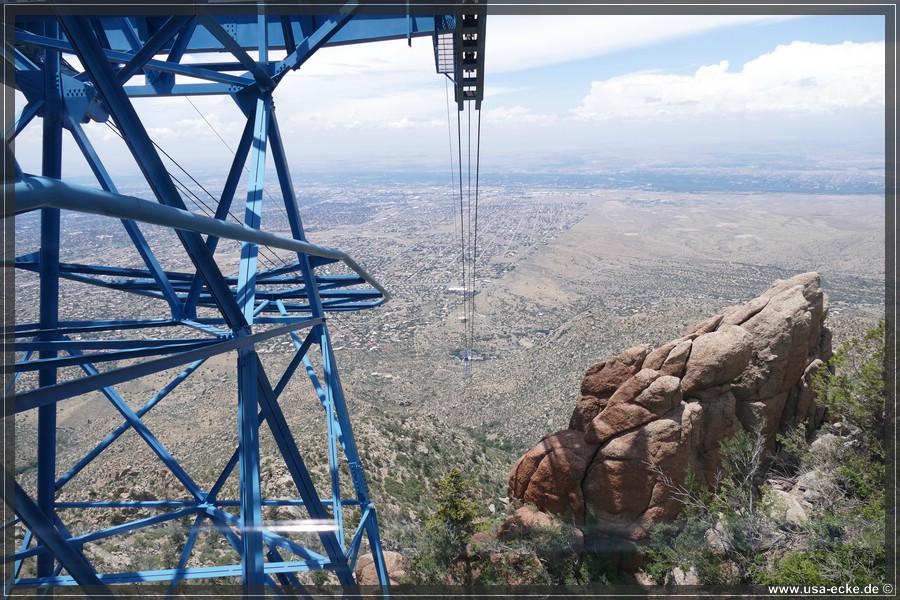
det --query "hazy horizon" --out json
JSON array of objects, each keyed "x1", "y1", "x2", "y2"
[{"x1": 10, "y1": 11, "x2": 887, "y2": 186}]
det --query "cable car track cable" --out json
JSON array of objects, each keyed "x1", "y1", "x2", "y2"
[{"x1": 104, "y1": 120, "x2": 288, "y2": 272}]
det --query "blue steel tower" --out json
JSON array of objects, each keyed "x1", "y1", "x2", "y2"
[{"x1": 3, "y1": 1, "x2": 485, "y2": 594}]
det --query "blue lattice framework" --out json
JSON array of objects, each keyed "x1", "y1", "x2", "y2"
[{"x1": 3, "y1": 0, "x2": 485, "y2": 595}]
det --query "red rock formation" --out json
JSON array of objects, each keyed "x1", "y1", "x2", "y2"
[{"x1": 508, "y1": 272, "x2": 831, "y2": 540}]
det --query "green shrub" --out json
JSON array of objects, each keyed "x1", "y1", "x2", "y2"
[
  {"x1": 406, "y1": 467, "x2": 482, "y2": 584},
  {"x1": 643, "y1": 321, "x2": 887, "y2": 586},
  {"x1": 756, "y1": 551, "x2": 832, "y2": 586}
]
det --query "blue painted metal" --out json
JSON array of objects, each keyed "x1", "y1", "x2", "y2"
[
  {"x1": 36, "y1": 18, "x2": 61, "y2": 585},
  {"x1": 183, "y1": 110, "x2": 257, "y2": 317},
  {"x1": 8, "y1": 2, "x2": 484, "y2": 595},
  {"x1": 237, "y1": 348, "x2": 265, "y2": 588},
  {"x1": 13, "y1": 316, "x2": 325, "y2": 414},
  {"x1": 13, "y1": 529, "x2": 33, "y2": 581},
  {"x1": 167, "y1": 513, "x2": 206, "y2": 592},
  {"x1": 11, "y1": 101, "x2": 42, "y2": 137},
  {"x1": 8, "y1": 477, "x2": 112, "y2": 593},
  {"x1": 52, "y1": 358, "x2": 206, "y2": 490},
  {"x1": 14, "y1": 558, "x2": 339, "y2": 587},
  {"x1": 271, "y1": 3, "x2": 361, "y2": 84},
  {"x1": 75, "y1": 359, "x2": 206, "y2": 501},
  {"x1": 64, "y1": 114, "x2": 184, "y2": 317},
  {"x1": 15, "y1": 508, "x2": 199, "y2": 562}
]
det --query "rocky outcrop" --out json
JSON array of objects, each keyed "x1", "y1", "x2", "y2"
[
  {"x1": 508, "y1": 272, "x2": 831, "y2": 540},
  {"x1": 355, "y1": 551, "x2": 409, "y2": 587}
]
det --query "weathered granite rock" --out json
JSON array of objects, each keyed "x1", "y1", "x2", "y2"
[
  {"x1": 508, "y1": 429, "x2": 599, "y2": 517},
  {"x1": 498, "y1": 505, "x2": 557, "y2": 541},
  {"x1": 355, "y1": 551, "x2": 408, "y2": 586},
  {"x1": 508, "y1": 272, "x2": 831, "y2": 540},
  {"x1": 767, "y1": 488, "x2": 809, "y2": 526},
  {"x1": 681, "y1": 325, "x2": 752, "y2": 394}
]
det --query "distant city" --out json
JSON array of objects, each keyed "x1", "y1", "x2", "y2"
[{"x1": 14, "y1": 161, "x2": 885, "y2": 569}]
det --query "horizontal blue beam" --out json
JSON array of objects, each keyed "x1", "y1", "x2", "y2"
[
  {"x1": 15, "y1": 29, "x2": 254, "y2": 87},
  {"x1": 19, "y1": 284, "x2": 380, "y2": 313},
  {"x1": 15, "y1": 338, "x2": 222, "y2": 373},
  {"x1": 18, "y1": 337, "x2": 218, "y2": 351},
  {"x1": 13, "y1": 316, "x2": 324, "y2": 414},
  {"x1": 44, "y1": 277, "x2": 373, "y2": 299},
  {"x1": 36, "y1": 14, "x2": 444, "y2": 53},
  {"x1": 55, "y1": 498, "x2": 362, "y2": 509},
  {"x1": 18, "y1": 257, "x2": 367, "y2": 287},
  {"x1": 14, "y1": 557, "x2": 332, "y2": 588},
  {"x1": 16, "y1": 265, "x2": 381, "y2": 312},
  {"x1": 19, "y1": 264, "x2": 370, "y2": 294},
  {"x1": 177, "y1": 319, "x2": 229, "y2": 337},
  {"x1": 15, "y1": 257, "x2": 195, "y2": 281},
  {"x1": 124, "y1": 83, "x2": 236, "y2": 97},
  {"x1": 204, "y1": 506, "x2": 329, "y2": 565},
  {"x1": 15, "y1": 319, "x2": 179, "y2": 337},
  {"x1": 14, "y1": 507, "x2": 198, "y2": 562},
  {"x1": 187, "y1": 315, "x2": 341, "y2": 325},
  {"x1": 54, "y1": 501, "x2": 197, "y2": 509},
  {"x1": 262, "y1": 257, "x2": 339, "y2": 276}
]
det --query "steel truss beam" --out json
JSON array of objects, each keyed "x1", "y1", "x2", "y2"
[{"x1": 5, "y1": 2, "x2": 484, "y2": 595}]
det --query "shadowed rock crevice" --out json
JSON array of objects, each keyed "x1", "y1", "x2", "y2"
[{"x1": 508, "y1": 272, "x2": 831, "y2": 541}]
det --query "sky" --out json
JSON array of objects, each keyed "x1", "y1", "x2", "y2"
[{"x1": 10, "y1": 11, "x2": 888, "y2": 179}]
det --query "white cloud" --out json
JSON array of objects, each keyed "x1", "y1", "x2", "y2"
[
  {"x1": 10, "y1": 16, "x2": 883, "y2": 173},
  {"x1": 573, "y1": 40, "x2": 885, "y2": 121},
  {"x1": 281, "y1": 82, "x2": 448, "y2": 132},
  {"x1": 260, "y1": 16, "x2": 804, "y2": 132},
  {"x1": 484, "y1": 15, "x2": 797, "y2": 73},
  {"x1": 299, "y1": 39, "x2": 436, "y2": 76},
  {"x1": 482, "y1": 105, "x2": 554, "y2": 125}
]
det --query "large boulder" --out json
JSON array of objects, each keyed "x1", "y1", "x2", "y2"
[
  {"x1": 355, "y1": 551, "x2": 409, "y2": 586},
  {"x1": 508, "y1": 272, "x2": 831, "y2": 540},
  {"x1": 681, "y1": 326, "x2": 752, "y2": 394},
  {"x1": 508, "y1": 429, "x2": 598, "y2": 518},
  {"x1": 571, "y1": 345, "x2": 652, "y2": 431}
]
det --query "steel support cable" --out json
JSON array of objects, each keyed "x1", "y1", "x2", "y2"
[
  {"x1": 467, "y1": 117, "x2": 473, "y2": 365},
  {"x1": 456, "y1": 102, "x2": 466, "y2": 336},
  {"x1": 445, "y1": 77, "x2": 467, "y2": 373},
  {"x1": 183, "y1": 96, "x2": 294, "y2": 248},
  {"x1": 166, "y1": 170, "x2": 286, "y2": 274},
  {"x1": 457, "y1": 103, "x2": 482, "y2": 390},
  {"x1": 453, "y1": 90, "x2": 471, "y2": 374},
  {"x1": 11, "y1": 175, "x2": 390, "y2": 302},
  {"x1": 466, "y1": 104, "x2": 474, "y2": 364},
  {"x1": 444, "y1": 77, "x2": 473, "y2": 390},
  {"x1": 186, "y1": 97, "x2": 236, "y2": 155},
  {"x1": 473, "y1": 107, "x2": 482, "y2": 363},
  {"x1": 104, "y1": 119, "x2": 287, "y2": 272},
  {"x1": 444, "y1": 78, "x2": 457, "y2": 196}
]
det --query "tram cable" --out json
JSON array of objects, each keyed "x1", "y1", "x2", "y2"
[
  {"x1": 104, "y1": 120, "x2": 288, "y2": 273},
  {"x1": 472, "y1": 107, "x2": 482, "y2": 367},
  {"x1": 465, "y1": 104, "x2": 475, "y2": 364},
  {"x1": 446, "y1": 92, "x2": 482, "y2": 380},
  {"x1": 183, "y1": 97, "x2": 294, "y2": 233},
  {"x1": 455, "y1": 94, "x2": 468, "y2": 370}
]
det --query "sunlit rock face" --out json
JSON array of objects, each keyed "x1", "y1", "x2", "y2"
[{"x1": 508, "y1": 272, "x2": 831, "y2": 540}]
